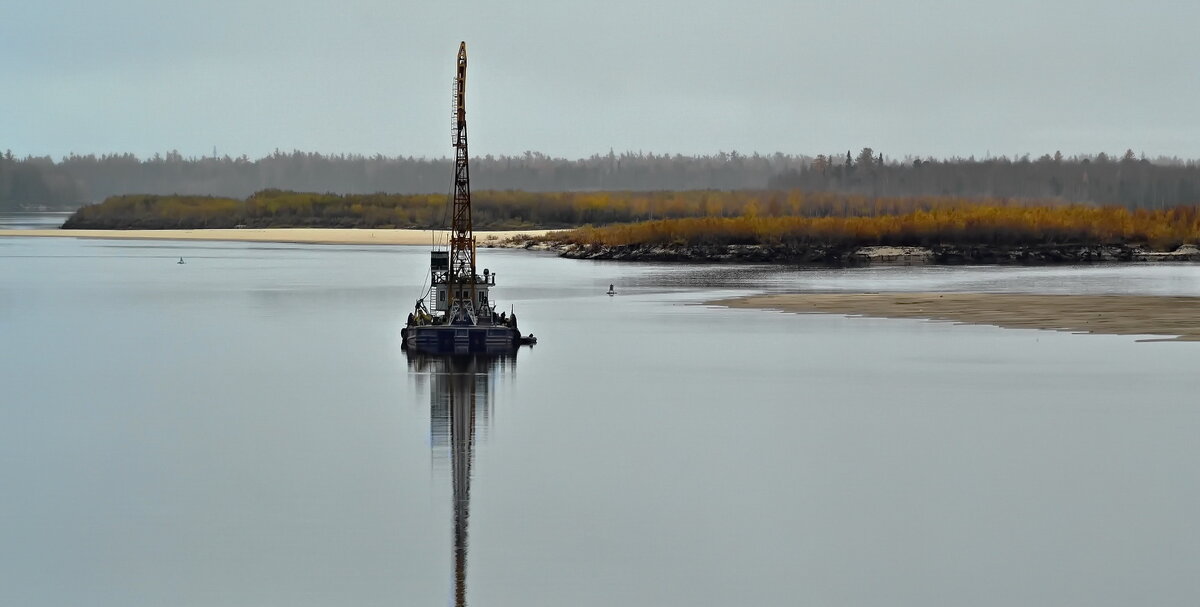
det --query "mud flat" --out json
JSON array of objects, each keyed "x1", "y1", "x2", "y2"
[{"x1": 713, "y1": 292, "x2": 1200, "y2": 341}]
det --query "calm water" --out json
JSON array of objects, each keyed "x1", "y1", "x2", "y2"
[
  {"x1": 2, "y1": 232, "x2": 1199, "y2": 606},
  {"x1": 0, "y1": 212, "x2": 70, "y2": 229}
]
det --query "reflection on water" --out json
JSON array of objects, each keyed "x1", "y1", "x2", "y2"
[{"x1": 406, "y1": 351, "x2": 516, "y2": 607}]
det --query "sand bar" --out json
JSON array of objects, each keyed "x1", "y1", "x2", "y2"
[
  {"x1": 714, "y1": 292, "x2": 1200, "y2": 341},
  {"x1": 0, "y1": 228, "x2": 549, "y2": 246}
]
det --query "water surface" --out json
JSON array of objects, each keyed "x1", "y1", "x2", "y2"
[
  {"x1": 1, "y1": 234, "x2": 1198, "y2": 606},
  {"x1": 0, "y1": 212, "x2": 70, "y2": 230}
]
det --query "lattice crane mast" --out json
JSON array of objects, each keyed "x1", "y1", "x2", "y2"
[{"x1": 448, "y1": 41, "x2": 476, "y2": 319}]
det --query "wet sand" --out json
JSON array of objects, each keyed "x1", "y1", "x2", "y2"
[
  {"x1": 0, "y1": 228, "x2": 548, "y2": 246},
  {"x1": 715, "y1": 292, "x2": 1200, "y2": 341}
]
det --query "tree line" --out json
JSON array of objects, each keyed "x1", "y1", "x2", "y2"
[
  {"x1": 1, "y1": 149, "x2": 796, "y2": 209},
  {"x1": 770, "y1": 148, "x2": 1200, "y2": 209},
  {"x1": 10, "y1": 148, "x2": 1200, "y2": 211}
]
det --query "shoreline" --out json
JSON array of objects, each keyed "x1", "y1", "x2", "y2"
[
  {"x1": 711, "y1": 292, "x2": 1200, "y2": 341},
  {"x1": 542, "y1": 242, "x2": 1200, "y2": 264},
  {"x1": 0, "y1": 228, "x2": 550, "y2": 246}
]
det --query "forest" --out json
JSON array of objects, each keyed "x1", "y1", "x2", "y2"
[
  {"x1": 7, "y1": 148, "x2": 1200, "y2": 211},
  {"x1": 1, "y1": 150, "x2": 793, "y2": 209},
  {"x1": 769, "y1": 148, "x2": 1200, "y2": 209}
]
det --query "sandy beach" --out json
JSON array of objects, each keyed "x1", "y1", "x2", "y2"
[
  {"x1": 714, "y1": 292, "x2": 1200, "y2": 341},
  {"x1": 0, "y1": 228, "x2": 549, "y2": 246}
]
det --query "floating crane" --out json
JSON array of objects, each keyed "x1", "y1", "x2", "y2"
[{"x1": 402, "y1": 42, "x2": 536, "y2": 353}]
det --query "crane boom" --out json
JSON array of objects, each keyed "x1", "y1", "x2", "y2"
[{"x1": 448, "y1": 41, "x2": 475, "y2": 316}]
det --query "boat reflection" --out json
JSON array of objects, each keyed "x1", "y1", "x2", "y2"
[{"x1": 405, "y1": 350, "x2": 516, "y2": 607}]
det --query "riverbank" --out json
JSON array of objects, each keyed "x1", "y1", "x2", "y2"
[
  {"x1": 530, "y1": 205, "x2": 1200, "y2": 264},
  {"x1": 712, "y1": 292, "x2": 1200, "y2": 341},
  {"x1": 0, "y1": 228, "x2": 550, "y2": 246},
  {"x1": 524, "y1": 242, "x2": 1200, "y2": 264}
]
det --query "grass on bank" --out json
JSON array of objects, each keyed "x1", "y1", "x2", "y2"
[
  {"x1": 62, "y1": 189, "x2": 1200, "y2": 250},
  {"x1": 65, "y1": 189, "x2": 1057, "y2": 230},
  {"x1": 544, "y1": 205, "x2": 1200, "y2": 250}
]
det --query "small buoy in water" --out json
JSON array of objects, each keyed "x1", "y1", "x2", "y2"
[
  {"x1": 177, "y1": 257, "x2": 185, "y2": 264},
  {"x1": 606, "y1": 283, "x2": 615, "y2": 296}
]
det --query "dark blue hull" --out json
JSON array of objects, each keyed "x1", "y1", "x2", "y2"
[{"x1": 403, "y1": 325, "x2": 521, "y2": 354}]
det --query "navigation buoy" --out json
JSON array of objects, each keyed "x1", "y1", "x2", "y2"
[
  {"x1": 177, "y1": 257, "x2": 185, "y2": 264},
  {"x1": 606, "y1": 283, "x2": 615, "y2": 296}
]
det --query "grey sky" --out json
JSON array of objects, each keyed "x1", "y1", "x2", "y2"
[{"x1": 4, "y1": 0, "x2": 1197, "y2": 160}]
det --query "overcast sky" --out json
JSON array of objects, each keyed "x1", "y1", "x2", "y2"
[{"x1": 3, "y1": 0, "x2": 1198, "y2": 160}]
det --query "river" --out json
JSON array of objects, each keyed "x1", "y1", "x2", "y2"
[{"x1": 1, "y1": 231, "x2": 1198, "y2": 606}]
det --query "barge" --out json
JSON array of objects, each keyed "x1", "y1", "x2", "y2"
[{"x1": 401, "y1": 42, "x2": 536, "y2": 355}]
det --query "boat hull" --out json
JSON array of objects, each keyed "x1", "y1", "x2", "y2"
[{"x1": 402, "y1": 325, "x2": 522, "y2": 354}]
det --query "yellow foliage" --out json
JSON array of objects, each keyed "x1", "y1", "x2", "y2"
[
  {"x1": 547, "y1": 204, "x2": 1200, "y2": 250},
  {"x1": 66, "y1": 189, "x2": 1200, "y2": 246}
]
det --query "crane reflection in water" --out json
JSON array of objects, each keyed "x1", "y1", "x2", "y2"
[{"x1": 405, "y1": 350, "x2": 516, "y2": 607}]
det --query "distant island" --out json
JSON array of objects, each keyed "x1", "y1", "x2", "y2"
[{"x1": 58, "y1": 189, "x2": 1200, "y2": 265}]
